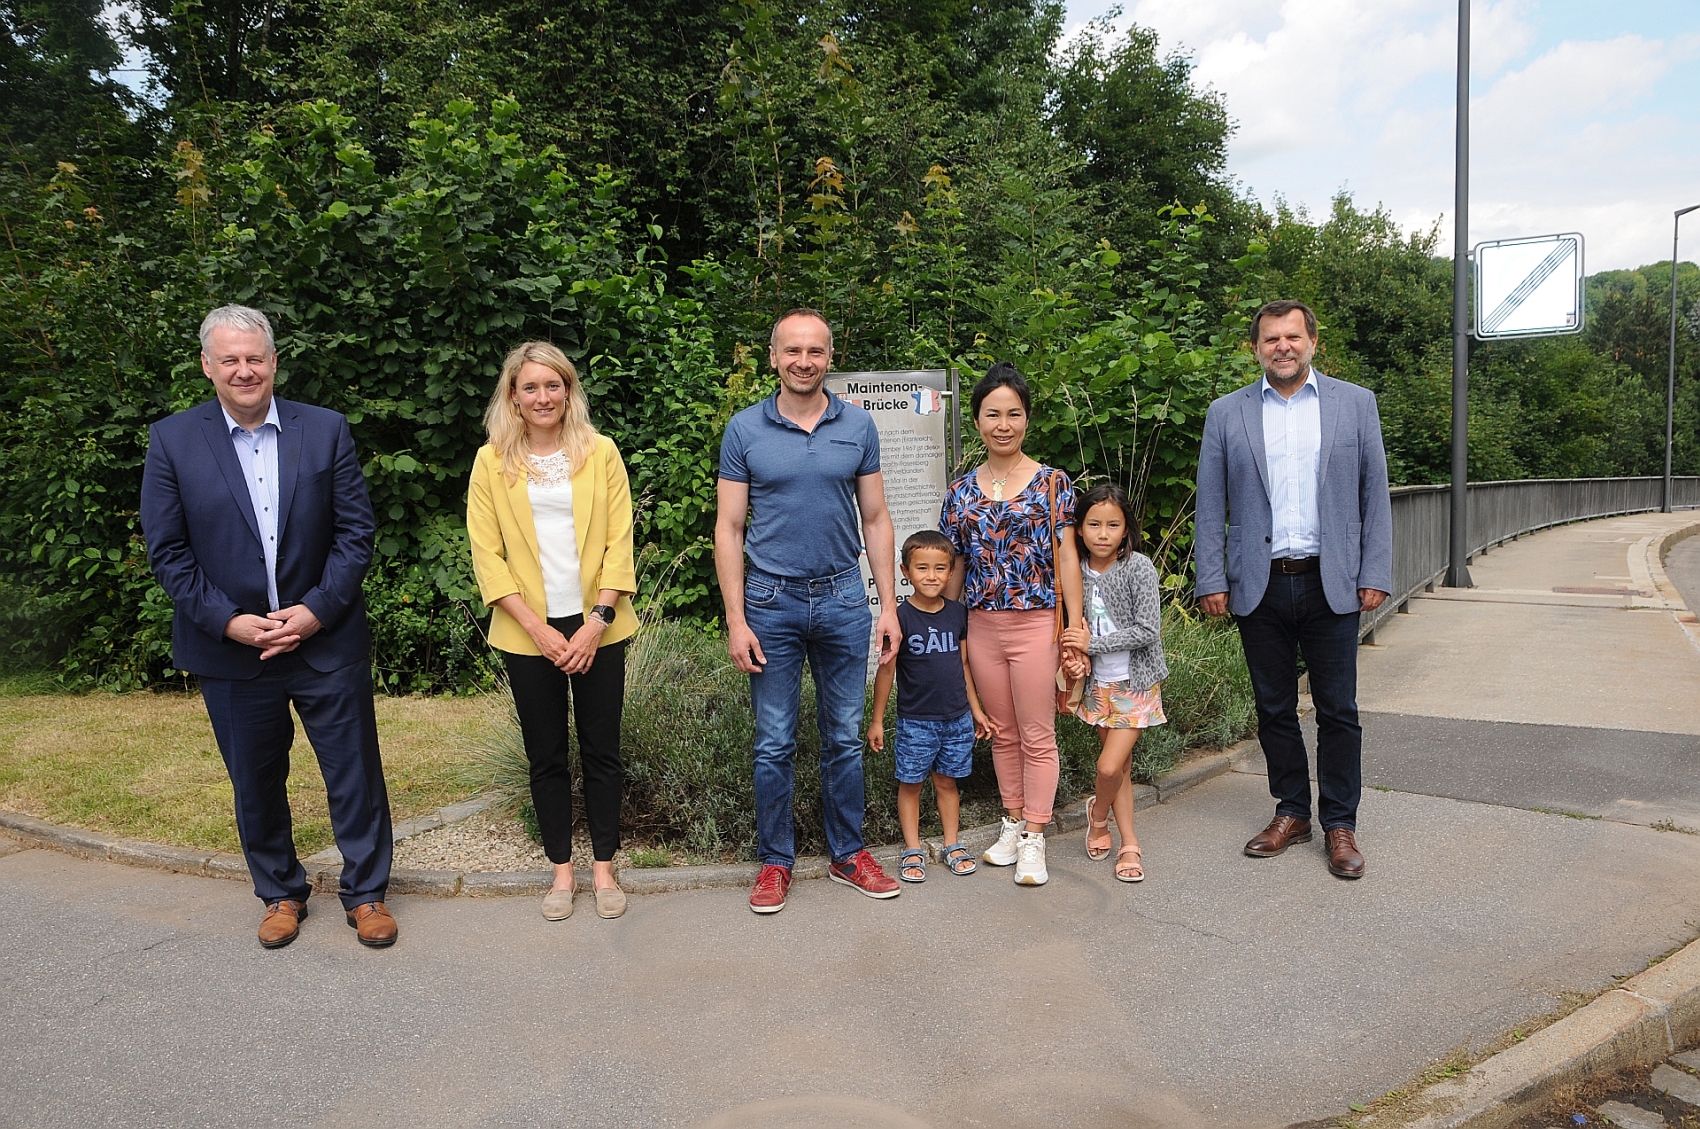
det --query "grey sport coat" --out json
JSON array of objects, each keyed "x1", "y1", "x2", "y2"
[{"x1": 1194, "y1": 370, "x2": 1394, "y2": 617}]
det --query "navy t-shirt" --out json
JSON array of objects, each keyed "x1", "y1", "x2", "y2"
[
  {"x1": 717, "y1": 393, "x2": 881, "y2": 579},
  {"x1": 895, "y1": 598, "x2": 970, "y2": 720}
]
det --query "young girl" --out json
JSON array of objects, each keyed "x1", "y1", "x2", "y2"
[{"x1": 1061, "y1": 483, "x2": 1168, "y2": 883}]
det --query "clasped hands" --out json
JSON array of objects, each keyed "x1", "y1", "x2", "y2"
[
  {"x1": 225, "y1": 604, "x2": 322, "y2": 660},
  {"x1": 533, "y1": 617, "x2": 607, "y2": 675},
  {"x1": 1059, "y1": 624, "x2": 1091, "y2": 682}
]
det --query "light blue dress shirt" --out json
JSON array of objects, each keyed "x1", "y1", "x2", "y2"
[
  {"x1": 1261, "y1": 368, "x2": 1321, "y2": 559},
  {"x1": 222, "y1": 400, "x2": 282, "y2": 612}
]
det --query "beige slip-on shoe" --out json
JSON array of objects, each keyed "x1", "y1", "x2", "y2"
[
  {"x1": 594, "y1": 886, "x2": 627, "y2": 919},
  {"x1": 542, "y1": 886, "x2": 575, "y2": 921}
]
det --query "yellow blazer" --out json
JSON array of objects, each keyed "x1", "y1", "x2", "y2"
[{"x1": 466, "y1": 435, "x2": 638, "y2": 654}]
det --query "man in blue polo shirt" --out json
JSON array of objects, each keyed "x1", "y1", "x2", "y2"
[{"x1": 715, "y1": 308, "x2": 902, "y2": 914}]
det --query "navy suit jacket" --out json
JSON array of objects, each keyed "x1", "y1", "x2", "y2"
[
  {"x1": 1195, "y1": 372, "x2": 1394, "y2": 617},
  {"x1": 140, "y1": 397, "x2": 375, "y2": 678}
]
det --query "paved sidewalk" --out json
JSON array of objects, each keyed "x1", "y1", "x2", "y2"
[
  {"x1": 5, "y1": 512, "x2": 1700, "y2": 1129},
  {"x1": 1357, "y1": 511, "x2": 1700, "y2": 734}
]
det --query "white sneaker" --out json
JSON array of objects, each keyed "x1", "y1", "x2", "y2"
[
  {"x1": 1014, "y1": 831, "x2": 1048, "y2": 886},
  {"x1": 983, "y1": 817, "x2": 1023, "y2": 866}
]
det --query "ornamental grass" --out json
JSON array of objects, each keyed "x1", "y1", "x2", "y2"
[{"x1": 464, "y1": 605, "x2": 1255, "y2": 861}]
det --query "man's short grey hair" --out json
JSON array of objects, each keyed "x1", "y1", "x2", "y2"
[
  {"x1": 769, "y1": 307, "x2": 834, "y2": 350},
  {"x1": 199, "y1": 304, "x2": 275, "y2": 355}
]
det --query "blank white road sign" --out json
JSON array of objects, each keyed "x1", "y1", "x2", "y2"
[{"x1": 1473, "y1": 232, "x2": 1585, "y2": 338}]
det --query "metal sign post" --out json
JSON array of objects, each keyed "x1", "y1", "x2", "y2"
[{"x1": 826, "y1": 369, "x2": 952, "y2": 679}]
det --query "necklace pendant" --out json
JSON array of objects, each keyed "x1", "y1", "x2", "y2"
[{"x1": 991, "y1": 482, "x2": 1004, "y2": 501}]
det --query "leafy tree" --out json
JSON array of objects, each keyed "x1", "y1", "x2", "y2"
[
  {"x1": 1053, "y1": 20, "x2": 1249, "y2": 281},
  {"x1": 1588, "y1": 263, "x2": 1700, "y2": 476},
  {"x1": 121, "y1": 0, "x2": 321, "y2": 107}
]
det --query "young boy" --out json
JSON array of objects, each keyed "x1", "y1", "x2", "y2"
[{"x1": 867, "y1": 531, "x2": 996, "y2": 881}]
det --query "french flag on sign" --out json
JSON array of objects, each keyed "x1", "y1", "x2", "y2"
[{"x1": 911, "y1": 389, "x2": 942, "y2": 415}]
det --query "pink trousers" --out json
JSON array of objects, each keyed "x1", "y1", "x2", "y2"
[{"x1": 966, "y1": 608, "x2": 1060, "y2": 824}]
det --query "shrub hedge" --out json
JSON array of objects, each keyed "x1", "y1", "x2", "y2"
[{"x1": 463, "y1": 607, "x2": 1254, "y2": 860}]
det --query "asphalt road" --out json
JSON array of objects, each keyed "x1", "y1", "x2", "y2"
[
  {"x1": 6, "y1": 761, "x2": 1700, "y2": 1129},
  {"x1": 1664, "y1": 531, "x2": 1700, "y2": 615},
  {"x1": 1281, "y1": 712, "x2": 1700, "y2": 830}
]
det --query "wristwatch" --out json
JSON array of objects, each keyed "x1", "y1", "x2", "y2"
[{"x1": 588, "y1": 604, "x2": 617, "y2": 627}]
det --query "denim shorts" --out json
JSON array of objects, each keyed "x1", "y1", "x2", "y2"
[{"x1": 893, "y1": 711, "x2": 975, "y2": 784}]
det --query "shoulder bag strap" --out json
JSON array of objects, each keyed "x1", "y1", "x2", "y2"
[{"x1": 1048, "y1": 469, "x2": 1064, "y2": 642}]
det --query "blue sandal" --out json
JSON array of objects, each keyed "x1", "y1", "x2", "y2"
[
  {"x1": 899, "y1": 848, "x2": 927, "y2": 883},
  {"x1": 942, "y1": 843, "x2": 977, "y2": 875}
]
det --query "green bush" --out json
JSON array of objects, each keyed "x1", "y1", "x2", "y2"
[{"x1": 466, "y1": 605, "x2": 1255, "y2": 860}]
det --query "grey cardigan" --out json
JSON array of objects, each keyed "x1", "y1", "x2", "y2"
[{"x1": 1082, "y1": 552, "x2": 1169, "y2": 690}]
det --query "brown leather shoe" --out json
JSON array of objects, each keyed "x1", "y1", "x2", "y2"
[
  {"x1": 1244, "y1": 815, "x2": 1313, "y2": 857},
  {"x1": 345, "y1": 901, "x2": 398, "y2": 947},
  {"x1": 258, "y1": 899, "x2": 307, "y2": 949},
  {"x1": 1326, "y1": 828, "x2": 1365, "y2": 879}
]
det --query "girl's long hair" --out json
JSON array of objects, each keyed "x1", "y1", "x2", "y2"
[
  {"x1": 1073, "y1": 482, "x2": 1143, "y2": 560},
  {"x1": 483, "y1": 341, "x2": 597, "y2": 484}
]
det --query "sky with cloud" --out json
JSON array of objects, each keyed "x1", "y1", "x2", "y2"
[{"x1": 1061, "y1": 0, "x2": 1700, "y2": 272}]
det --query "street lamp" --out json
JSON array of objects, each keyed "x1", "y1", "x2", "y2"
[
  {"x1": 1665, "y1": 204, "x2": 1700, "y2": 514},
  {"x1": 1446, "y1": 0, "x2": 1472, "y2": 587}
]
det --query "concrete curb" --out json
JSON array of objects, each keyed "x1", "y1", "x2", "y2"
[
  {"x1": 0, "y1": 736, "x2": 1266, "y2": 897},
  {"x1": 1392, "y1": 936, "x2": 1700, "y2": 1129},
  {"x1": 1641, "y1": 519, "x2": 1700, "y2": 653}
]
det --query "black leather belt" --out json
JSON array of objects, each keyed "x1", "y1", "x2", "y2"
[{"x1": 1271, "y1": 556, "x2": 1319, "y2": 574}]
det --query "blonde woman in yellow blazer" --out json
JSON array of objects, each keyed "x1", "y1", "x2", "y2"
[{"x1": 467, "y1": 341, "x2": 638, "y2": 922}]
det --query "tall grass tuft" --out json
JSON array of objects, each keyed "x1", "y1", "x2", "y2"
[{"x1": 462, "y1": 601, "x2": 1255, "y2": 861}]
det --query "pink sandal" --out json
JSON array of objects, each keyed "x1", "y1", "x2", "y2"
[
  {"x1": 1116, "y1": 843, "x2": 1144, "y2": 883},
  {"x1": 1085, "y1": 796, "x2": 1112, "y2": 861}
]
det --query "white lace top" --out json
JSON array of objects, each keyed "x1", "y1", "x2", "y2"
[{"x1": 526, "y1": 451, "x2": 583, "y2": 618}]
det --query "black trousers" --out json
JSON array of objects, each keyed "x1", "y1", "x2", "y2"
[
  {"x1": 200, "y1": 652, "x2": 392, "y2": 910},
  {"x1": 1233, "y1": 568, "x2": 1363, "y2": 831},
  {"x1": 501, "y1": 616, "x2": 627, "y2": 864}
]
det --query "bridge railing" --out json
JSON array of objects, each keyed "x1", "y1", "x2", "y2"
[{"x1": 1361, "y1": 477, "x2": 1700, "y2": 641}]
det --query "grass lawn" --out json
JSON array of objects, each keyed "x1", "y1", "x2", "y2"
[{"x1": 0, "y1": 678, "x2": 497, "y2": 856}]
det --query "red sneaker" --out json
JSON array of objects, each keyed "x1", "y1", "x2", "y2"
[
  {"x1": 828, "y1": 850, "x2": 901, "y2": 899},
  {"x1": 749, "y1": 864, "x2": 792, "y2": 914}
]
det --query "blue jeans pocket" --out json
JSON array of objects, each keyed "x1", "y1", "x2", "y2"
[{"x1": 835, "y1": 576, "x2": 869, "y2": 608}]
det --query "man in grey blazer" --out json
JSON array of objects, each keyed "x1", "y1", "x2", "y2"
[{"x1": 1195, "y1": 300, "x2": 1393, "y2": 878}]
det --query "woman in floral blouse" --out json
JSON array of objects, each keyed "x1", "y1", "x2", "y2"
[{"x1": 940, "y1": 361, "x2": 1084, "y2": 886}]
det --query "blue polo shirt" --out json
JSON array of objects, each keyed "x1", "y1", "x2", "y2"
[{"x1": 718, "y1": 393, "x2": 881, "y2": 579}]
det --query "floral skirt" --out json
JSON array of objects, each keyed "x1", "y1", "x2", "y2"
[{"x1": 1072, "y1": 679, "x2": 1166, "y2": 730}]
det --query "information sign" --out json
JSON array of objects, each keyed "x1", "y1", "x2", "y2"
[
  {"x1": 825, "y1": 369, "x2": 954, "y2": 679},
  {"x1": 1473, "y1": 233, "x2": 1585, "y2": 339}
]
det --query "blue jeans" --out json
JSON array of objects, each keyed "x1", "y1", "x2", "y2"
[
  {"x1": 744, "y1": 565, "x2": 872, "y2": 867},
  {"x1": 1234, "y1": 567, "x2": 1363, "y2": 831}
]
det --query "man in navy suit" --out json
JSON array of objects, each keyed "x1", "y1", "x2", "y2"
[
  {"x1": 141, "y1": 305, "x2": 397, "y2": 948},
  {"x1": 1195, "y1": 300, "x2": 1393, "y2": 879}
]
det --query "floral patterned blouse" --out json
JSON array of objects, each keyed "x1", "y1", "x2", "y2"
[{"x1": 938, "y1": 466, "x2": 1076, "y2": 611}]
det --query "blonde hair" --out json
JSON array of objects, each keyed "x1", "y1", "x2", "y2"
[{"x1": 483, "y1": 341, "x2": 597, "y2": 483}]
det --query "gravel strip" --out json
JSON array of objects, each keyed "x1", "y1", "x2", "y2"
[
  {"x1": 391, "y1": 814, "x2": 660, "y2": 873},
  {"x1": 391, "y1": 816, "x2": 551, "y2": 872}
]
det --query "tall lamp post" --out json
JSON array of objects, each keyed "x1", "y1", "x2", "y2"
[
  {"x1": 1446, "y1": 0, "x2": 1472, "y2": 587},
  {"x1": 1665, "y1": 204, "x2": 1700, "y2": 514}
]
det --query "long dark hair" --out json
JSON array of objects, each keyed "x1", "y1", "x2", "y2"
[{"x1": 1073, "y1": 482, "x2": 1143, "y2": 560}]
